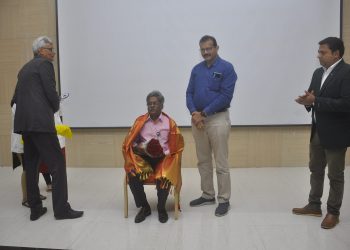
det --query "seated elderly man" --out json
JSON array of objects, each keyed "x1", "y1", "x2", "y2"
[{"x1": 122, "y1": 90, "x2": 184, "y2": 223}]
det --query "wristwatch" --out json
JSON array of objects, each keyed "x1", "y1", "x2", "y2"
[{"x1": 200, "y1": 111, "x2": 207, "y2": 117}]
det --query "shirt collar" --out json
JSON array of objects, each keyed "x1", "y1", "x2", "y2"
[
  {"x1": 202, "y1": 56, "x2": 221, "y2": 68},
  {"x1": 147, "y1": 113, "x2": 164, "y2": 122},
  {"x1": 212, "y1": 56, "x2": 220, "y2": 66}
]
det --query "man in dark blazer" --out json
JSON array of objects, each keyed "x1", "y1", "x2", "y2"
[
  {"x1": 12, "y1": 36, "x2": 83, "y2": 221},
  {"x1": 293, "y1": 37, "x2": 350, "y2": 229}
]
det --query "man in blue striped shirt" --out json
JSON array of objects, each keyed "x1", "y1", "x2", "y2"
[{"x1": 186, "y1": 35, "x2": 237, "y2": 217}]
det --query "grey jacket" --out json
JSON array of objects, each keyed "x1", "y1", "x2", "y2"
[{"x1": 12, "y1": 56, "x2": 59, "y2": 134}]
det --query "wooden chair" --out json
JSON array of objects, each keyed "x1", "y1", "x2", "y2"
[{"x1": 123, "y1": 174, "x2": 180, "y2": 220}]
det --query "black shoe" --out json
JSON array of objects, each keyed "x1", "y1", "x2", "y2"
[
  {"x1": 135, "y1": 206, "x2": 151, "y2": 223},
  {"x1": 30, "y1": 207, "x2": 47, "y2": 221},
  {"x1": 215, "y1": 202, "x2": 230, "y2": 217},
  {"x1": 189, "y1": 197, "x2": 215, "y2": 207},
  {"x1": 158, "y1": 209, "x2": 168, "y2": 223},
  {"x1": 55, "y1": 208, "x2": 84, "y2": 220}
]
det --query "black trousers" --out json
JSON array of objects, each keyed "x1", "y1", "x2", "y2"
[
  {"x1": 22, "y1": 132, "x2": 70, "y2": 215},
  {"x1": 128, "y1": 155, "x2": 169, "y2": 210}
]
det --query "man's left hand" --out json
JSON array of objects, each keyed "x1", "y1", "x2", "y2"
[{"x1": 295, "y1": 90, "x2": 315, "y2": 106}]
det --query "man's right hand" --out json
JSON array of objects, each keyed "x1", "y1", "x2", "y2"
[
  {"x1": 132, "y1": 144, "x2": 147, "y2": 156},
  {"x1": 191, "y1": 111, "x2": 205, "y2": 129}
]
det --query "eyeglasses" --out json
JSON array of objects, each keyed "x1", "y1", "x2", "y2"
[
  {"x1": 200, "y1": 47, "x2": 215, "y2": 53},
  {"x1": 147, "y1": 101, "x2": 161, "y2": 107},
  {"x1": 42, "y1": 47, "x2": 55, "y2": 53}
]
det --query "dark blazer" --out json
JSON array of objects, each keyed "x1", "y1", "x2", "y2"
[
  {"x1": 307, "y1": 59, "x2": 350, "y2": 149},
  {"x1": 12, "y1": 56, "x2": 60, "y2": 134}
]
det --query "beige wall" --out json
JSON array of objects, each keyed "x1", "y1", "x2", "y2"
[{"x1": 1, "y1": 0, "x2": 350, "y2": 168}]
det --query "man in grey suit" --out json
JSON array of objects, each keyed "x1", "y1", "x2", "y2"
[
  {"x1": 12, "y1": 36, "x2": 83, "y2": 221},
  {"x1": 293, "y1": 37, "x2": 350, "y2": 229}
]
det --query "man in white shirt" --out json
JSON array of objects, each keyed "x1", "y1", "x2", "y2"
[{"x1": 294, "y1": 37, "x2": 350, "y2": 229}]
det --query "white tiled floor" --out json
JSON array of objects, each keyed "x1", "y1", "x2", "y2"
[{"x1": 0, "y1": 166, "x2": 349, "y2": 250}]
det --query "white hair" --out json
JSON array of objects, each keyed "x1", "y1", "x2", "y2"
[{"x1": 32, "y1": 36, "x2": 53, "y2": 55}]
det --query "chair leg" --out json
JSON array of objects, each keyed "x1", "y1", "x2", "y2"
[
  {"x1": 124, "y1": 175, "x2": 128, "y2": 218},
  {"x1": 174, "y1": 191, "x2": 179, "y2": 220}
]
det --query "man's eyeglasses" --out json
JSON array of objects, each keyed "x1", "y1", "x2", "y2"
[
  {"x1": 42, "y1": 47, "x2": 55, "y2": 53},
  {"x1": 200, "y1": 47, "x2": 215, "y2": 53},
  {"x1": 147, "y1": 101, "x2": 161, "y2": 107}
]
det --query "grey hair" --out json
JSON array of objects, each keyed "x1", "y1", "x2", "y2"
[
  {"x1": 146, "y1": 90, "x2": 165, "y2": 105},
  {"x1": 32, "y1": 36, "x2": 53, "y2": 55}
]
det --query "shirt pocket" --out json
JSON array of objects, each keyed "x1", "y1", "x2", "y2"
[{"x1": 208, "y1": 77, "x2": 222, "y2": 91}]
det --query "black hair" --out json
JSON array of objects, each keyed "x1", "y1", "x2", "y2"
[
  {"x1": 319, "y1": 37, "x2": 345, "y2": 57},
  {"x1": 199, "y1": 35, "x2": 217, "y2": 47}
]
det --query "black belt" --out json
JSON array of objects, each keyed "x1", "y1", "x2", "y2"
[
  {"x1": 199, "y1": 108, "x2": 227, "y2": 113},
  {"x1": 199, "y1": 108, "x2": 227, "y2": 117},
  {"x1": 216, "y1": 108, "x2": 227, "y2": 113}
]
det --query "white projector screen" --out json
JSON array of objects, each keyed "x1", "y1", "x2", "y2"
[{"x1": 57, "y1": 0, "x2": 340, "y2": 127}]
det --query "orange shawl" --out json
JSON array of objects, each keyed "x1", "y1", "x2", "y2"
[{"x1": 122, "y1": 112, "x2": 184, "y2": 191}]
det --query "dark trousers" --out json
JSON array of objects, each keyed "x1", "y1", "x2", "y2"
[
  {"x1": 308, "y1": 132, "x2": 347, "y2": 215},
  {"x1": 23, "y1": 132, "x2": 70, "y2": 215},
  {"x1": 128, "y1": 155, "x2": 169, "y2": 210},
  {"x1": 128, "y1": 175, "x2": 170, "y2": 210}
]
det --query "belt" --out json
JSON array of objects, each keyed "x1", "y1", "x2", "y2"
[
  {"x1": 216, "y1": 108, "x2": 227, "y2": 113},
  {"x1": 199, "y1": 108, "x2": 227, "y2": 113},
  {"x1": 199, "y1": 108, "x2": 227, "y2": 117}
]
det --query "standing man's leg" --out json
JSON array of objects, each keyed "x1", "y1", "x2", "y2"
[
  {"x1": 190, "y1": 123, "x2": 216, "y2": 206},
  {"x1": 206, "y1": 111, "x2": 231, "y2": 216},
  {"x1": 292, "y1": 131, "x2": 325, "y2": 217},
  {"x1": 207, "y1": 111, "x2": 231, "y2": 204},
  {"x1": 308, "y1": 132, "x2": 327, "y2": 209},
  {"x1": 325, "y1": 148, "x2": 347, "y2": 215},
  {"x1": 320, "y1": 147, "x2": 347, "y2": 229},
  {"x1": 22, "y1": 133, "x2": 47, "y2": 220},
  {"x1": 29, "y1": 133, "x2": 70, "y2": 216}
]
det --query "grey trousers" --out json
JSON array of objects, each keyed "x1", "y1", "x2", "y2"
[
  {"x1": 308, "y1": 132, "x2": 347, "y2": 215},
  {"x1": 192, "y1": 110, "x2": 231, "y2": 203}
]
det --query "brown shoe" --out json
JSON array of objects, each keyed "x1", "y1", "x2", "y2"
[
  {"x1": 321, "y1": 213, "x2": 339, "y2": 229},
  {"x1": 292, "y1": 205, "x2": 322, "y2": 217}
]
